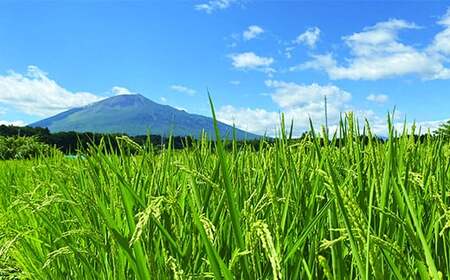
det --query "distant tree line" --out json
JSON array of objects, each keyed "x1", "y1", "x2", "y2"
[
  {"x1": 0, "y1": 124, "x2": 445, "y2": 157},
  {"x1": 436, "y1": 120, "x2": 450, "y2": 139},
  {"x1": 0, "y1": 125, "x2": 198, "y2": 154},
  {"x1": 0, "y1": 125, "x2": 268, "y2": 153}
]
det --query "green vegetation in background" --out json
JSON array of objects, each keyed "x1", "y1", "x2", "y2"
[
  {"x1": 1, "y1": 112, "x2": 450, "y2": 279},
  {"x1": 0, "y1": 125, "x2": 271, "y2": 155},
  {"x1": 436, "y1": 120, "x2": 450, "y2": 139},
  {"x1": 0, "y1": 136, "x2": 56, "y2": 160},
  {"x1": 0, "y1": 125, "x2": 198, "y2": 153}
]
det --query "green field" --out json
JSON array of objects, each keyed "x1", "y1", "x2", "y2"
[{"x1": 1, "y1": 115, "x2": 450, "y2": 279}]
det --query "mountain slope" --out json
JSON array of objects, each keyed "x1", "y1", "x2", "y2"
[{"x1": 30, "y1": 94, "x2": 258, "y2": 139}]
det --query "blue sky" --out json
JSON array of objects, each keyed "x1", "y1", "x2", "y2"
[{"x1": 1, "y1": 0, "x2": 450, "y2": 135}]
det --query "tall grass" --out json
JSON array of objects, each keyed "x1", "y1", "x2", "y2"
[{"x1": 1, "y1": 113, "x2": 450, "y2": 279}]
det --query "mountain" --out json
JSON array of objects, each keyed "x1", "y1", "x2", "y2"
[{"x1": 30, "y1": 94, "x2": 258, "y2": 139}]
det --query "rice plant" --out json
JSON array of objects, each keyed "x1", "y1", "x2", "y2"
[{"x1": 1, "y1": 111, "x2": 449, "y2": 279}]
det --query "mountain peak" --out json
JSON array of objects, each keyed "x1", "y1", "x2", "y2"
[{"x1": 93, "y1": 94, "x2": 153, "y2": 107}]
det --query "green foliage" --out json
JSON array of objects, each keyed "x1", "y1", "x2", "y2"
[
  {"x1": 436, "y1": 120, "x2": 450, "y2": 139},
  {"x1": 0, "y1": 124, "x2": 200, "y2": 153},
  {"x1": 0, "y1": 115, "x2": 450, "y2": 279},
  {"x1": 0, "y1": 136, "x2": 54, "y2": 160}
]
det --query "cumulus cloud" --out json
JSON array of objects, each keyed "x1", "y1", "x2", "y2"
[
  {"x1": 218, "y1": 79, "x2": 445, "y2": 137},
  {"x1": 429, "y1": 8, "x2": 450, "y2": 56},
  {"x1": 406, "y1": 119, "x2": 448, "y2": 133},
  {"x1": 284, "y1": 46, "x2": 295, "y2": 59},
  {"x1": 112, "y1": 86, "x2": 136, "y2": 95},
  {"x1": 229, "y1": 52, "x2": 275, "y2": 73},
  {"x1": 195, "y1": 0, "x2": 236, "y2": 13},
  {"x1": 370, "y1": 118, "x2": 448, "y2": 136},
  {"x1": 366, "y1": 94, "x2": 389, "y2": 103},
  {"x1": 299, "y1": 15, "x2": 450, "y2": 80},
  {"x1": 267, "y1": 80, "x2": 351, "y2": 109},
  {"x1": 170, "y1": 84, "x2": 196, "y2": 96},
  {"x1": 217, "y1": 105, "x2": 279, "y2": 135},
  {"x1": 294, "y1": 27, "x2": 321, "y2": 48},
  {"x1": 0, "y1": 66, "x2": 103, "y2": 117},
  {"x1": 217, "y1": 80, "x2": 352, "y2": 136},
  {"x1": 243, "y1": 25, "x2": 264, "y2": 40}
]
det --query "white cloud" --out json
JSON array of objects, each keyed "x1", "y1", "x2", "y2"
[
  {"x1": 160, "y1": 97, "x2": 167, "y2": 103},
  {"x1": 112, "y1": 86, "x2": 136, "y2": 95},
  {"x1": 243, "y1": 25, "x2": 264, "y2": 40},
  {"x1": 0, "y1": 66, "x2": 103, "y2": 117},
  {"x1": 217, "y1": 80, "x2": 352, "y2": 136},
  {"x1": 170, "y1": 84, "x2": 197, "y2": 96},
  {"x1": 230, "y1": 52, "x2": 274, "y2": 68},
  {"x1": 218, "y1": 78, "x2": 446, "y2": 137},
  {"x1": 174, "y1": 106, "x2": 188, "y2": 112},
  {"x1": 229, "y1": 52, "x2": 275, "y2": 73},
  {"x1": 266, "y1": 80, "x2": 351, "y2": 109},
  {"x1": 370, "y1": 118, "x2": 448, "y2": 136},
  {"x1": 218, "y1": 79, "x2": 446, "y2": 137},
  {"x1": 284, "y1": 46, "x2": 295, "y2": 59},
  {"x1": 0, "y1": 120, "x2": 26, "y2": 126},
  {"x1": 195, "y1": 0, "x2": 236, "y2": 13},
  {"x1": 294, "y1": 27, "x2": 321, "y2": 48},
  {"x1": 230, "y1": 80, "x2": 241, "y2": 85},
  {"x1": 428, "y1": 8, "x2": 450, "y2": 56},
  {"x1": 300, "y1": 16, "x2": 450, "y2": 80},
  {"x1": 217, "y1": 105, "x2": 279, "y2": 135},
  {"x1": 366, "y1": 94, "x2": 389, "y2": 103},
  {"x1": 408, "y1": 119, "x2": 448, "y2": 133}
]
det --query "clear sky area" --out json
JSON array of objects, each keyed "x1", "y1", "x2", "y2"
[{"x1": 1, "y1": 1, "x2": 450, "y2": 136}]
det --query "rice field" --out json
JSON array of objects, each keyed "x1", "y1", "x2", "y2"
[{"x1": 1, "y1": 112, "x2": 450, "y2": 279}]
